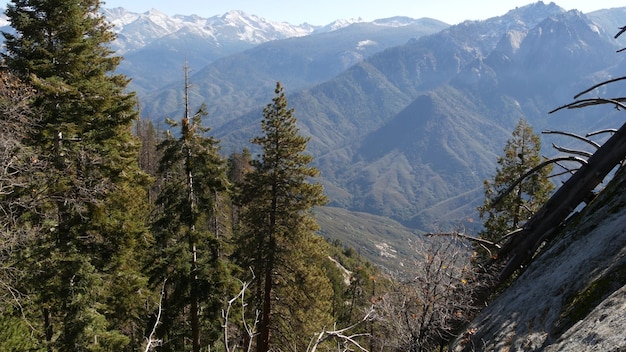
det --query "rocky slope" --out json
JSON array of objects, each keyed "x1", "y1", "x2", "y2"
[{"x1": 452, "y1": 163, "x2": 626, "y2": 351}]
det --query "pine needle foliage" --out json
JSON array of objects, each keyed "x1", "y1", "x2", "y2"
[
  {"x1": 477, "y1": 119, "x2": 554, "y2": 260},
  {"x1": 236, "y1": 82, "x2": 332, "y2": 352},
  {"x1": 149, "y1": 100, "x2": 231, "y2": 351},
  {"x1": 2, "y1": 0, "x2": 152, "y2": 350}
]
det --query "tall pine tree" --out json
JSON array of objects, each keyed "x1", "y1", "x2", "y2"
[
  {"x1": 237, "y1": 82, "x2": 333, "y2": 352},
  {"x1": 149, "y1": 64, "x2": 231, "y2": 352},
  {"x1": 2, "y1": 0, "x2": 151, "y2": 350},
  {"x1": 477, "y1": 118, "x2": 554, "y2": 260}
]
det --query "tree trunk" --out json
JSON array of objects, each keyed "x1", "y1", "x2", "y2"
[
  {"x1": 43, "y1": 307, "x2": 53, "y2": 352},
  {"x1": 257, "y1": 182, "x2": 278, "y2": 352},
  {"x1": 497, "y1": 120, "x2": 626, "y2": 282},
  {"x1": 190, "y1": 239, "x2": 200, "y2": 352},
  {"x1": 257, "y1": 253, "x2": 274, "y2": 352}
]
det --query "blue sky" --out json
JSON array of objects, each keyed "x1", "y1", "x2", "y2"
[
  {"x1": 1, "y1": 1, "x2": 624, "y2": 25},
  {"x1": 95, "y1": 0, "x2": 625, "y2": 25}
]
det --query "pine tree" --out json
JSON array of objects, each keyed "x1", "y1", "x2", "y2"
[
  {"x1": 136, "y1": 118, "x2": 160, "y2": 202},
  {"x1": 149, "y1": 65, "x2": 231, "y2": 352},
  {"x1": 237, "y1": 82, "x2": 332, "y2": 352},
  {"x1": 227, "y1": 148, "x2": 253, "y2": 187},
  {"x1": 477, "y1": 119, "x2": 554, "y2": 260},
  {"x1": 2, "y1": 0, "x2": 151, "y2": 349},
  {"x1": 136, "y1": 118, "x2": 159, "y2": 178}
]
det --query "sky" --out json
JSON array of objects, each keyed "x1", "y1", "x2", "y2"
[
  {"x1": 91, "y1": 0, "x2": 625, "y2": 25},
  {"x1": 0, "y1": 1, "x2": 623, "y2": 25}
]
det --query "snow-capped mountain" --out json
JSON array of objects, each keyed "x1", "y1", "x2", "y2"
[
  {"x1": 102, "y1": 7, "x2": 319, "y2": 54},
  {"x1": 98, "y1": 7, "x2": 448, "y2": 95},
  {"x1": 102, "y1": 7, "x2": 436, "y2": 55}
]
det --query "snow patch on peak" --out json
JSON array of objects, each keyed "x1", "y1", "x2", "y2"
[
  {"x1": 318, "y1": 18, "x2": 365, "y2": 32},
  {"x1": 145, "y1": 8, "x2": 168, "y2": 17},
  {"x1": 103, "y1": 7, "x2": 318, "y2": 53}
]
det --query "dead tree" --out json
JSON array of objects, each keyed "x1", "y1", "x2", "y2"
[
  {"x1": 375, "y1": 237, "x2": 478, "y2": 352},
  {"x1": 476, "y1": 28, "x2": 626, "y2": 300},
  {"x1": 495, "y1": 112, "x2": 626, "y2": 281},
  {"x1": 433, "y1": 27, "x2": 626, "y2": 349}
]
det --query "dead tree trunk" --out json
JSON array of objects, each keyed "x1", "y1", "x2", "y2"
[{"x1": 495, "y1": 119, "x2": 626, "y2": 283}]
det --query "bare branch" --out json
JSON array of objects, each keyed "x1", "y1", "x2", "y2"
[
  {"x1": 549, "y1": 168, "x2": 580, "y2": 178},
  {"x1": 307, "y1": 307, "x2": 374, "y2": 352},
  {"x1": 542, "y1": 130, "x2": 601, "y2": 149},
  {"x1": 222, "y1": 270, "x2": 258, "y2": 352},
  {"x1": 572, "y1": 76, "x2": 626, "y2": 99},
  {"x1": 548, "y1": 157, "x2": 581, "y2": 177},
  {"x1": 550, "y1": 143, "x2": 593, "y2": 158},
  {"x1": 490, "y1": 156, "x2": 587, "y2": 207},
  {"x1": 549, "y1": 97, "x2": 626, "y2": 113},
  {"x1": 586, "y1": 129, "x2": 617, "y2": 137},
  {"x1": 144, "y1": 279, "x2": 167, "y2": 352},
  {"x1": 374, "y1": 237, "x2": 478, "y2": 351},
  {"x1": 425, "y1": 232, "x2": 500, "y2": 249}
]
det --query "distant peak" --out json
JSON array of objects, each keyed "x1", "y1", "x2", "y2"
[
  {"x1": 222, "y1": 10, "x2": 254, "y2": 19},
  {"x1": 145, "y1": 8, "x2": 167, "y2": 17},
  {"x1": 321, "y1": 17, "x2": 364, "y2": 31},
  {"x1": 503, "y1": 1, "x2": 564, "y2": 19},
  {"x1": 224, "y1": 9, "x2": 246, "y2": 16}
]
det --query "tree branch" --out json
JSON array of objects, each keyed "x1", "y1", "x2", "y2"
[
  {"x1": 490, "y1": 156, "x2": 587, "y2": 207},
  {"x1": 307, "y1": 307, "x2": 374, "y2": 352},
  {"x1": 542, "y1": 130, "x2": 601, "y2": 149},
  {"x1": 144, "y1": 279, "x2": 167, "y2": 352}
]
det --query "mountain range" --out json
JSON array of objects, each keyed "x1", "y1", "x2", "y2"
[
  {"x1": 1, "y1": 2, "x2": 625, "y2": 268},
  {"x1": 144, "y1": 1, "x2": 621, "y2": 231},
  {"x1": 99, "y1": 8, "x2": 448, "y2": 96}
]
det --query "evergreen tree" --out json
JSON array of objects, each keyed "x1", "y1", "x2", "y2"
[
  {"x1": 136, "y1": 118, "x2": 159, "y2": 178},
  {"x1": 227, "y1": 148, "x2": 253, "y2": 187},
  {"x1": 136, "y1": 118, "x2": 160, "y2": 202},
  {"x1": 237, "y1": 82, "x2": 332, "y2": 352},
  {"x1": 2, "y1": 0, "x2": 151, "y2": 349},
  {"x1": 149, "y1": 65, "x2": 231, "y2": 352},
  {"x1": 477, "y1": 119, "x2": 554, "y2": 260}
]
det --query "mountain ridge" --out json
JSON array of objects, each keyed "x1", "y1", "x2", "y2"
[
  {"x1": 207, "y1": 3, "x2": 624, "y2": 229},
  {"x1": 2, "y1": 2, "x2": 625, "y2": 235}
]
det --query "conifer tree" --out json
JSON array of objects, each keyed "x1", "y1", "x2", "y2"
[
  {"x1": 136, "y1": 118, "x2": 160, "y2": 177},
  {"x1": 237, "y1": 82, "x2": 332, "y2": 352},
  {"x1": 227, "y1": 148, "x2": 253, "y2": 187},
  {"x1": 2, "y1": 0, "x2": 151, "y2": 349},
  {"x1": 136, "y1": 118, "x2": 160, "y2": 202},
  {"x1": 477, "y1": 119, "x2": 554, "y2": 260},
  {"x1": 149, "y1": 65, "x2": 231, "y2": 352}
]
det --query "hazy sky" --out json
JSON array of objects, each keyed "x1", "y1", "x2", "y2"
[{"x1": 92, "y1": 0, "x2": 625, "y2": 25}]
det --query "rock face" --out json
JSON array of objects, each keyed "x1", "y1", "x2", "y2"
[{"x1": 452, "y1": 166, "x2": 626, "y2": 351}]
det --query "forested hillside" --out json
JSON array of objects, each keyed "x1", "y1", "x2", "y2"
[
  {"x1": 0, "y1": 1, "x2": 384, "y2": 351},
  {"x1": 1, "y1": 1, "x2": 626, "y2": 351},
  {"x1": 156, "y1": 2, "x2": 625, "y2": 230}
]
